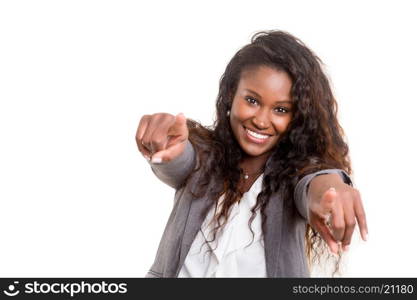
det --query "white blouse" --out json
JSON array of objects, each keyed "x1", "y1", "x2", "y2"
[{"x1": 178, "y1": 174, "x2": 266, "y2": 277}]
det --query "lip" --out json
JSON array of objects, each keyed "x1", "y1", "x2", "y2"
[{"x1": 243, "y1": 126, "x2": 271, "y2": 144}]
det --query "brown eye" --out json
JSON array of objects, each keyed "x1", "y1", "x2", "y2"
[
  {"x1": 274, "y1": 107, "x2": 289, "y2": 114},
  {"x1": 245, "y1": 96, "x2": 257, "y2": 105}
]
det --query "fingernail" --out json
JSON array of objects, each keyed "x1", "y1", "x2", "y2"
[
  {"x1": 144, "y1": 155, "x2": 150, "y2": 161},
  {"x1": 151, "y1": 157, "x2": 162, "y2": 164},
  {"x1": 329, "y1": 187, "x2": 336, "y2": 192},
  {"x1": 343, "y1": 245, "x2": 349, "y2": 252},
  {"x1": 363, "y1": 233, "x2": 368, "y2": 241}
]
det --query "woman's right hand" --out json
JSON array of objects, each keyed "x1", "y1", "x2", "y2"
[{"x1": 135, "y1": 112, "x2": 189, "y2": 164}]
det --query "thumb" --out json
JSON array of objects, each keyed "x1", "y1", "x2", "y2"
[
  {"x1": 165, "y1": 113, "x2": 188, "y2": 149},
  {"x1": 313, "y1": 187, "x2": 337, "y2": 218},
  {"x1": 151, "y1": 114, "x2": 188, "y2": 164},
  {"x1": 168, "y1": 113, "x2": 188, "y2": 137}
]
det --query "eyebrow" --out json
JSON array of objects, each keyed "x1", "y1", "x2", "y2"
[{"x1": 244, "y1": 89, "x2": 292, "y2": 104}]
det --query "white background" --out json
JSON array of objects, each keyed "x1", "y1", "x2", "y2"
[{"x1": 1, "y1": 0, "x2": 416, "y2": 277}]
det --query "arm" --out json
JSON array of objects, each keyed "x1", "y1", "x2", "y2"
[
  {"x1": 294, "y1": 169, "x2": 367, "y2": 254},
  {"x1": 147, "y1": 139, "x2": 197, "y2": 189}
]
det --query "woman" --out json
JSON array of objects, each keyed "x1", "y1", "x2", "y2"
[{"x1": 136, "y1": 30, "x2": 367, "y2": 277}]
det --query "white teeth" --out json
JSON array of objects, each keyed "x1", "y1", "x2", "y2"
[{"x1": 246, "y1": 128, "x2": 269, "y2": 139}]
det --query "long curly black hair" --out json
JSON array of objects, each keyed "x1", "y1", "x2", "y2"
[{"x1": 181, "y1": 30, "x2": 351, "y2": 275}]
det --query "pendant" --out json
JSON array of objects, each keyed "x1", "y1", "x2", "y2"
[{"x1": 244, "y1": 174, "x2": 249, "y2": 179}]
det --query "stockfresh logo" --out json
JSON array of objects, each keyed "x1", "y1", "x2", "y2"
[{"x1": 3, "y1": 281, "x2": 20, "y2": 297}]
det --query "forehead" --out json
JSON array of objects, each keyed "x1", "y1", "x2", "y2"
[{"x1": 238, "y1": 66, "x2": 292, "y2": 95}]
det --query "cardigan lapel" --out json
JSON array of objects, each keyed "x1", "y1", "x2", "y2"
[
  {"x1": 176, "y1": 192, "x2": 213, "y2": 277},
  {"x1": 264, "y1": 191, "x2": 284, "y2": 277}
]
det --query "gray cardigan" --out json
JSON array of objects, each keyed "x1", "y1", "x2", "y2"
[{"x1": 145, "y1": 140, "x2": 352, "y2": 278}]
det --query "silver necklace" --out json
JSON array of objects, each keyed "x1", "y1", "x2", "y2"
[{"x1": 243, "y1": 169, "x2": 263, "y2": 180}]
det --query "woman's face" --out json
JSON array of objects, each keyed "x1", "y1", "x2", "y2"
[{"x1": 230, "y1": 65, "x2": 293, "y2": 157}]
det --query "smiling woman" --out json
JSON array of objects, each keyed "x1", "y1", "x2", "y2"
[
  {"x1": 136, "y1": 30, "x2": 367, "y2": 278},
  {"x1": 230, "y1": 66, "x2": 293, "y2": 157}
]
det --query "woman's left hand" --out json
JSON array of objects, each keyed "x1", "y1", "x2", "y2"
[{"x1": 307, "y1": 173, "x2": 368, "y2": 254}]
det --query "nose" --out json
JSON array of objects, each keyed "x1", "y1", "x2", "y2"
[{"x1": 252, "y1": 108, "x2": 270, "y2": 130}]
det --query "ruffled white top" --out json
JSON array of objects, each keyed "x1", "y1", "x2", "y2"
[{"x1": 178, "y1": 174, "x2": 266, "y2": 277}]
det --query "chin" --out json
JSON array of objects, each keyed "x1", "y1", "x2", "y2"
[{"x1": 240, "y1": 143, "x2": 270, "y2": 157}]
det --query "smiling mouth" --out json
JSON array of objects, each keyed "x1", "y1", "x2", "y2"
[{"x1": 243, "y1": 126, "x2": 271, "y2": 144}]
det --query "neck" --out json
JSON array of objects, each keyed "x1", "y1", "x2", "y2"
[{"x1": 239, "y1": 151, "x2": 271, "y2": 175}]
